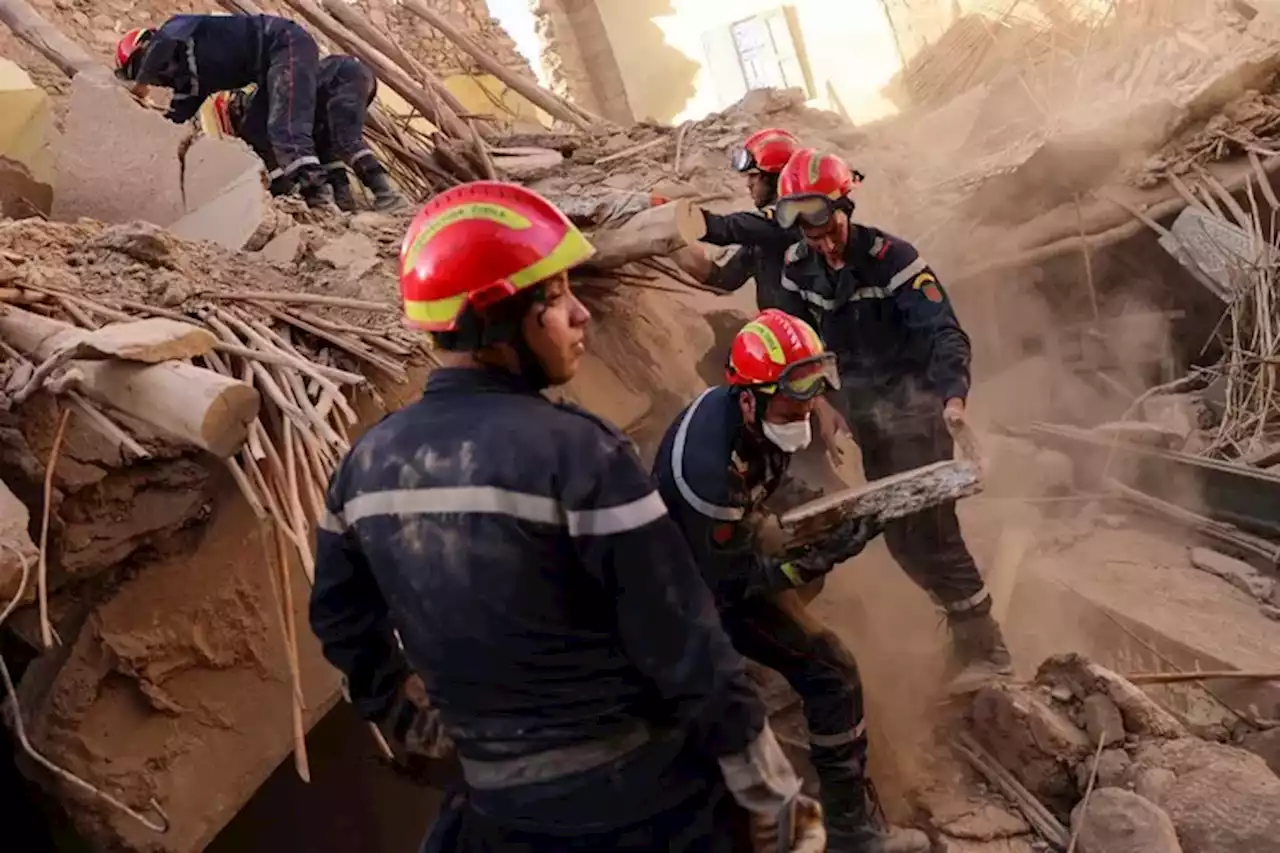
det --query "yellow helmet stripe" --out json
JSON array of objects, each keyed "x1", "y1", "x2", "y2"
[{"x1": 741, "y1": 320, "x2": 786, "y2": 364}]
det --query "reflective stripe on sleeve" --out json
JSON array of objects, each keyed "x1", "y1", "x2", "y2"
[
  {"x1": 808, "y1": 718, "x2": 867, "y2": 748},
  {"x1": 942, "y1": 587, "x2": 991, "y2": 614},
  {"x1": 886, "y1": 257, "x2": 928, "y2": 292},
  {"x1": 672, "y1": 389, "x2": 745, "y2": 521},
  {"x1": 328, "y1": 485, "x2": 667, "y2": 538}
]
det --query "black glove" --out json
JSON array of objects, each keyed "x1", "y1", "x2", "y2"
[
  {"x1": 811, "y1": 515, "x2": 883, "y2": 564},
  {"x1": 775, "y1": 516, "x2": 882, "y2": 588},
  {"x1": 374, "y1": 675, "x2": 451, "y2": 772}
]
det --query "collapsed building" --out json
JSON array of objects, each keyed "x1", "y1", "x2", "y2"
[{"x1": 0, "y1": 0, "x2": 1278, "y2": 851}]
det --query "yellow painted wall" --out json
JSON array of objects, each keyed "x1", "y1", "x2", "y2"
[
  {"x1": 593, "y1": 0, "x2": 913, "y2": 125},
  {"x1": 0, "y1": 59, "x2": 54, "y2": 185}
]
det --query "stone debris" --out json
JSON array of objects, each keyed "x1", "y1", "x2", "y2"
[
  {"x1": 1071, "y1": 788, "x2": 1183, "y2": 853},
  {"x1": 1188, "y1": 547, "x2": 1279, "y2": 606}
]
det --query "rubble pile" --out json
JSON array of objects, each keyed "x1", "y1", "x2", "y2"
[{"x1": 949, "y1": 654, "x2": 1280, "y2": 853}]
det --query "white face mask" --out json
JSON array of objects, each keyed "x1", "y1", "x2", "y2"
[{"x1": 762, "y1": 417, "x2": 812, "y2": 453}]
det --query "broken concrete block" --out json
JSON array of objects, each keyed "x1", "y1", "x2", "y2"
[
  {"x1": 315, "y1": 232, "x2": 379, "y2": 280},
  {"x1": 1083, "y1": 694, "x2": 1127, "y2": 746},
  {"x1": 88, "y1": 221, "x2": 173, "y2": 266},
  {"x1": 1188, "y1": 547, "x2": 1276, "y2": 602},
  {"x1": 53, "y1": 74, "x2": 187, "y2": 227},
  {"x1": 938, "y1": 804, "x2": 1030, "y2": 841},
  {"x1": 0, "y1": 59, "x2": 56, "y2": 217},
  {"x1": 1158, "y1": 740, "x2": 1280, "y2": 853},
  {"x1": 1037, "y1": 655, "x2": 1188, "y2": 740},
  {"x1": 1239, "y1": 728, "x2": 1280, "y2": 776},
  {"x1": 259, "y1": 226, "x2": 306, "y2": 266},
  {"x1": 168, "y1": 167, "x2": 268, "y2": 252},
  {"x1": 971, "y1": 683, "x2": 1090, "y2": 806},
  {"x1": 1077, "y1": 748, "x2": 1132, "y2": 792},
  {"x1": 349, "y1": 211, "x2": 399, "y2": 234},
  {"x1": 1134, "y1": 767, "x2": 1178, "y2": 803},
  {"x1": 180, "y1": 133, "x2": 263, "y2": 213},
  {"x1": 1071, "y1": 788, "x2": 1183, "y2": 853}
]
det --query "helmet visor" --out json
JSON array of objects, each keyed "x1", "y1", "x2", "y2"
[
  {"x1": 777, "y1": 353, "x2": 840, "y2": 401},
  {"x1": 775, "y1": 194, "x2": 836, "y2": 230},
  {"x1": 731, "y1": 147, "x2": 757, "y2": 173}
]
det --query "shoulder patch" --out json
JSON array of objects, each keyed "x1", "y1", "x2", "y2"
[
  {"x1": 869, "y1": 236, "x2": 893, "y2": 260},
  {"x1": 911, "y1": 271, "x2": 945, "y2": 303},
  {"x1": 784, "y1": 242, "x2": 804, "y2": 264}
]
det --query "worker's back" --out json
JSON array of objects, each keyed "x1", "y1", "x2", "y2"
[{"x1": 314, "y1": 366, "x2": 749, "y2": 834}]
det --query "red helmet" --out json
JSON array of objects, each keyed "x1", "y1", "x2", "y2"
[
  {"x1": 726, "y1": 309, "x2": 839, "y2": 400},
  {"x1": 399, "y1": 182, "x2": 595, "y2": 332},
  {"x1": 115, "y1": 27, "x2": 152, "y2": 74},
  {"x1": 778, "y1": 148, "x2": 858, "y2": 199},
  {"x1": 732, "y1": 128, "x2": 800, "y2": 175}
]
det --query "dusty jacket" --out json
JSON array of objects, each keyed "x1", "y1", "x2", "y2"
[
  {"x1": 310, "y1": 367, "x2": 788, "y2": 832},
  {"x1": 700, "y1": 209, "x2": 808, "y2": 315},
  {"x1": 781, "y1": 225, "x2": 972, "y2": 415},
  {"x1": 653, "y1": 386, "x2": 799, "y2": 607},
  {"x1": 133, "y1": 14, "x2": 303, "y2": 124}
]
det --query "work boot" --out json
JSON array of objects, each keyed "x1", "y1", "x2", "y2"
[
  {"x1": 946, "y1": 612, "x2": 1014, "y2": 695},
  {"x1": 326, "y1": 165, "x2": 357, "y2": 212},
  {"x1": 825, "y1": 785, "x2": 930, "y2": 853},
  {"x1": 296, "y1": 165, "x2": 338, "y2": 210},
  {"x1": 268, "y1": 172, "x2": 298, "y2": 197},
  {"x1": 353, "y1": 155, "x2": 408, "y2": 211}
]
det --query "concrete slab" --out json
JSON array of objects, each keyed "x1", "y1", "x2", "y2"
[
  {"x1": 168, "y1": 167, "x2": 269, "y2": 252},
  {"x1": 181, "y1": 134, "x2": 264, "y2": 213},
  {"x1": 52, "y1": 74, "x2": 187, "y2": 227},
  {"x1": 0, "y1": 59, "x2": 56, "y2": 188}
]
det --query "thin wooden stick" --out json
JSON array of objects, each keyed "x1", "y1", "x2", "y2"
[
  {"x1": 260, "y1": 305, "x2": 407, "y2": 381},
  {"x1": 1067, "y1": 734, "x2": 1107, "y2": 853},
  {"x1": 1126, "y1": 669, "x2": 1280, "y2": 685},
  {"x1": 271, "y1": 521, "x2": 311, "y2": 782},
  {"x1": 216, "y1": 290, "x2": 396, "y2": 313},
  {"x1": 214, "y1": 341, "x2": 366, "y2": 385},
  {"x1": 38, "y1": 408, "x2": 71, "y2": 648},
  {"x1": 65, "y1": 391, "x2": 150, "y2": 459}
]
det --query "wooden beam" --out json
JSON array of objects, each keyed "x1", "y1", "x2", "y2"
[
  {"x1": 399, "y1": 0, "x2": 599, "y2": 131},
  {"x1": 582, "y1": 198, "x2": 707, "y2": 270},
  {"x1": 0, "y1": 305, "x2": 259, "y2": 457},
  {"x1": 0, "y1": 0, "x2": 104, "y2": 79}
]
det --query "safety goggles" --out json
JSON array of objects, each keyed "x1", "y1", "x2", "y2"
[
  {"x1": 730, "y1": 147, "x2": 757, "y2": 173},
  {"x1": 765, "y1": 353, "x2": 841, "y2": 401},
  {"x1": 774, "y1": 194, "x2": 838, "y2": 230}
]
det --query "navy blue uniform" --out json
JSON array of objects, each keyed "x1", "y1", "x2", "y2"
[
  {"x1": 311, "y1": 368, "x2": 796, "y2": 850},
  {"x1": 781, "y1": 226, "x2": 990, "y2": 617},
  {"x1": 232, "y1": 55, "x2": 376, "y2": 176},
  {"x1": 700, "y1": 209, "x2": 807, "y2": 315},
  {"x1": 134, "y1": 14, "x2": 321, "y2": 177},
  {"x1": 654, "y1": 386, "x2": 871, "y2": 840}
]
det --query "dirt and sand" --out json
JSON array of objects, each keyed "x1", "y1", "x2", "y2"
[{"x1": 2, "y1": 0, "x2": 1280, "y2": 850}]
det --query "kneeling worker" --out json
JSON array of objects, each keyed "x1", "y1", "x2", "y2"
[
  {"x1": 654, "y1": 308, "x2": 930, "y2": 853},
  {"x1": 212, "y1": 55, "x2": 406, "y2": 212},
  {"x1": 309, "y1": 182, "x2": 819, "y2": 852}
]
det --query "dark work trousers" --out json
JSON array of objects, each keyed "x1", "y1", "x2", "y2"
[
  {"x1": 721, "y1": 592, "x2": 869, "y2": 833},
  {"x1": 421, "y1": 781, "x2": 747, "y2": 853},
  {"x1": 846, "y1": 401, "x2": 990, "y2": 619},
  {"x1": 261, "y1": 17, "x2": 321, "y2": 177},
  {"x1": 313, "y1": 55, "x2": 376, "y2": 167}
]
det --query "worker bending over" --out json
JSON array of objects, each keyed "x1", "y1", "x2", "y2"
[
  {"x1": 114, "y1": 14, "x2": 335, "y2": 207},
  {"x1": 212, "y1": 55, "x2": 406, "y2": 212},
  {"x1": 309, "y1": 182, "x2": 820, "y2": 852},
  {"x1": 655, "y1": 308, "x2": 929, "y2": 853},
  {"x1": 774, "y1": 149, "x2": 1013, "y2": 692}
]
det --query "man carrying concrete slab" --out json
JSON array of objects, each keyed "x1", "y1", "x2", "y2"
[
  {"x1": 654, "y1": 308, "x2": 929, "y2": 853},
  {"x1": 212, "y1": 55, "x2": 406, "y2": 212},
  {"x1": 114, "y1": 15, "x2": 336, "y2": 208},
  {"x1": 774, "y1": 148, "x2": 1013, "y2": 694}
]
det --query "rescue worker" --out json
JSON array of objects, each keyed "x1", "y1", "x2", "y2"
[
  {"x1": 683, "y1": 128, "x2": 855, "y2": 493},
  {"x1": 211, "y1": 55, "x2": 406, "y2": 212},
  {"x1": 114, "y1": 15, "x2": 335, "y2": 207},
  {"x1": 683, "y1": 128, "x2": 806, "y2": 310},
  {"x1": 309, "y1": 181, "x2": 821, "y2": 852},
  {"x1": 655, "y1": 308, "x2": 930, "y2": 853},
  {"x1": 773, "y1": 149, "x2": 1013, "y2": 692}
]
